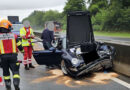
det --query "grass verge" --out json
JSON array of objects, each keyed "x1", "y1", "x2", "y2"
[{"x1": 94, "y1": 31, "x2": 130, "y2": 38}]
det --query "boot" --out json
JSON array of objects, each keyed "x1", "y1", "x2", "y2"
[
  {"x1": 29, "y1": 63, "x2": 35, "y2": 68},
  {"x1": 13, "y1": 78, "x2": 20, "y2": 90},
  {"x1": 24, "y1": 64, "x2": 29, "y2": 70},
  {"x1": 5, "y1": 80, "x2": 11, "y2": 90},
  {"x1": 14, "y1": 86, "x2": 20, "y2": 90}
]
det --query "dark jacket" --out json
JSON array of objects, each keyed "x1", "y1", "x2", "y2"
[{"x1": 41, "y1": 29, "x2": 54, "y2": 43}]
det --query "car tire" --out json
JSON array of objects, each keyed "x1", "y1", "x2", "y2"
[
  {"x1": 61, "y1": 60, "x2": 77, "y2": 78},
  {"x1": 61, "y1": 60, "x2": 68, "y2": 75}
]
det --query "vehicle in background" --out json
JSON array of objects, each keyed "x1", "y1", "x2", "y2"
[
  {"x1": 8, "y1": 16, "x2": 19, "y2": 24},
  {"x1": 45, "y1": 21, "x2": 62, "y2": 34},
  {"x1": 54, "y1": 21, "x2": 62, "y2": 33},
  {"x1": 8, "y1": 16, "x2": 23, "y2": 36}
]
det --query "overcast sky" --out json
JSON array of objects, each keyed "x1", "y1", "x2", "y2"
[
  {"x1": 0, "y1": 0, "x2": 67, "y2": 21},
  {"x1": 0, "y1": 0, "x2": 89, "y2": 21}
]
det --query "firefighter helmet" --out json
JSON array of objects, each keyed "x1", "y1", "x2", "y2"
[{"x1": 0, "y1": 19, "x2": 12, "y2": 29}]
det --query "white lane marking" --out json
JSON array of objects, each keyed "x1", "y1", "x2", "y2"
[{"x1": 111, "y1": 78, "x2": 130, "y2": 89}]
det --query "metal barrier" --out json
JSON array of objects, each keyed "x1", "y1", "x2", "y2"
[{"x1": 34, "y1": 31, "x2": 130, "y2": 77}]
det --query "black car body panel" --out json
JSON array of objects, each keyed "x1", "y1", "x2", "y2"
[
  {"x1": 67, "y1": 11, "x2": 95, "y2": 48},
  {"x1": 33, "y1": 50, "x2": 62, "y2": 66}
]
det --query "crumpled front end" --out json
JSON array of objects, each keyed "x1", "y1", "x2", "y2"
[{"x1": 62, "y1": 43, "x2": 115, "y2": 77}]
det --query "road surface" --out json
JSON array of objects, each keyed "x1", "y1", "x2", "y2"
[{"x1": 0, "y1": 43, "x2": 130, "y2": 90}]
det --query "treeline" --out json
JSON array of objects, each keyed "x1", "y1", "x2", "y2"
[
  {"x1": 23, "y1": 10, "x2": 63, "y2": 30},
  {"x1": 23, "y1": 0, "x2": 130, "y2": 31},
  {"x1": 23, "y1": 0, "x2": 86, "y2": 30},
  {"x1": 89, "y1": 0, "x2": 130, "y2": 31}
]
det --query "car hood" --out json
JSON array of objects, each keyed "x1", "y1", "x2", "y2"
[{"x1": 66, "y1": 11, "x2": 95, "y2": 48}]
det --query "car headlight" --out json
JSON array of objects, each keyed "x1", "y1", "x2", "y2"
[{"x1": 71, "y1": 58, "x2": 79, "y2": 65}]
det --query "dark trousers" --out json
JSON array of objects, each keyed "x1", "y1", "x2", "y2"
[
  {"x1": 43, "y1": 42, "x2": 52, "y2": 50},
  {"x1": 1, "y1": 54, "x2": 20, "y2": 87}
]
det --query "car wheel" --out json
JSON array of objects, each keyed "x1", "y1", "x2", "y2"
[{"x1": 61, "y1": 60, "x2": 68, "y2": 75}]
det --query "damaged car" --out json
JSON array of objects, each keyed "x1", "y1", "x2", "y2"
[{"x1": 33, "y1": 11, "x2": 115, "y2": 77}]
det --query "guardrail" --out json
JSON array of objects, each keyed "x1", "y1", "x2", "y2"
[
  {"x1": 104, "y1": 42, "x2": 130, "y2": 77},
  {"x1": 34, "y1": 31, "x2": 130, "y2": 77}
]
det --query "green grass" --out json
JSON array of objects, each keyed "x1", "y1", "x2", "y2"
[
  {"x1": 61, "y1": 30, "x2": 66, "y2": 33},
  {"x1": 94, "y1": 31, "x2": 130, "y2": 38}
]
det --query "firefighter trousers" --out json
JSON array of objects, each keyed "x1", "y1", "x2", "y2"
[{"x1": 1, "y1": 54, "x2": 20, "y2": 87}]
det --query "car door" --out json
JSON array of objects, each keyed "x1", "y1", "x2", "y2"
[{"x1": 33, "y1": 50, "x2": 62, "y2": 66}]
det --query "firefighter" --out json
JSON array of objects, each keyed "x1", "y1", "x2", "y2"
[
  {"x1": 20, "y1": 20, "x2": 35, "y2": 70},
  {"x1": 0, "y1": 19, "x2": 24, "y2": 90}
]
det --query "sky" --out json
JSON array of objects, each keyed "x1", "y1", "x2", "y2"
[
  {"x1": 0, "y1": 0, "x2": 67, "y2": 21},
  {"x1": 0, "y1": 0, "x2": 89, "y2": 21}
]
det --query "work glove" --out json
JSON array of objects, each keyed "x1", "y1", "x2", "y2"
[
  {"x1": 31, "y1": 35, "x2": 35, "y2": 39},
  {"x1": 28, "y1": 35, "x2": 34, "y2": 39}
]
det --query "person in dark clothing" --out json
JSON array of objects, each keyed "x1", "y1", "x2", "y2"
[{"x1": 41, "y1": 29, "x2": 55, "y2": 50}]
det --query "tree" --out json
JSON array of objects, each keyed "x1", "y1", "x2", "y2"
[
  {"x1": 22, "y1": 10, "x2": 63, "y2": 30},
  {"x1": 88, "y1": 0, "x2": 108, "y2": 16},
  {"x1": 23, "y1": 11, "x2": 45, "y2": 29},
  {"x1": 63, "y1": 0, "x2": 87, "y2": 14},
  {"x1": 89, "y1": 0, "x2": 130, "y2": 31}
]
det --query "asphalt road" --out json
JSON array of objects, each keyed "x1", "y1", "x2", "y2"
[
  {"x1": 0, "y1": 61, "x2": 130, "y2": 90},
  {"x1": 0, "y1": 42, "x2": 130, "y2": 90},
  {"x1": 0, "y1": 52, "x2": 130, "y2": 90}
]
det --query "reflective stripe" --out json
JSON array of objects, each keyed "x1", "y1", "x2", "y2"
[
  {"x1": 20, "y1": 34, "x2": 25, "y2": 37},
  {"x1": 13, "y1": 74, "x2": 20, "y2": 79},
  {"x1": 4, "y1": 76, "x2": 10, "y2": 80},
  {"x1": 12, "y1": 39, "x2": 16, "y2": 53},
  {"x1": 0, "y1": 41, "x2": 1, "y2": 53},
  {"x1": 17, "y1": 41, "x2": 21, "y2": 46},
  {"x1": 0, "y1": 40, "x2": 4, "y2": 54},
  {"x1": 22, "y1": 42, "x2": 30, "y2": 44},
  {"x1": 28, "y1": 59, "x2": 32, "y2": 64},
  {"x1": 23, "y1": 60, "x2": 27, "y2": 64},
  {"x1": 0, "y1": 33, "x2": 14, "y2": 40},
  {"x1": 16, "y1": 62, "x2": 20, "y2": 66}
]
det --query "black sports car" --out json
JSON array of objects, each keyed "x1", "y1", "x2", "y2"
[{"x1": 33, "y1": 11, "x2": 115, "y2": 77}]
